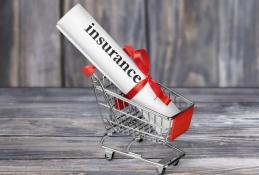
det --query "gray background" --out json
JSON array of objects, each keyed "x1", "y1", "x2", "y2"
[{"x1": 1, "y1": 0, "x2": 259, "y2": 87}]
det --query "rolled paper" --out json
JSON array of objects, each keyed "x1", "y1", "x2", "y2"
[{"x1": 56, "y1": 4, "x2": 180, "y2": 134}]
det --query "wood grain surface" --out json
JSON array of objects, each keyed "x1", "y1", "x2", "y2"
[
  {"x1": 0, "y1": 88, "x2": 258, "y2": 174},
  {"x1": 1, "y1": 0, "x2": 259, "y2": 87},
  {"x1": 19, "y1": 0, "x2": 62, "y2": 87},
  {"x1": 0, "y1": 0, "x2": 61, "y2": 87},
  {"x1": 0, "y1": 0, "x2": 15, "y2": 87},
  {"x1": 147, "y1": 0, "x2": 259, "y2": 87}
]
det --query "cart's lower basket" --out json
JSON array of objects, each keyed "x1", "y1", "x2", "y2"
[{"x1": 90, "y1": 74, "x2": 194, "y2": 175}]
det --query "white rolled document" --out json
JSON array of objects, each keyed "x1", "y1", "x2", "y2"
[{"x1": 56, "y1": 4, "x2": 180, "y2": 134}]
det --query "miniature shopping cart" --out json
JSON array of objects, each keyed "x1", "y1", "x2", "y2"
[{"x1": 84, "y1": 68, "x2": 194, "y2": 175}]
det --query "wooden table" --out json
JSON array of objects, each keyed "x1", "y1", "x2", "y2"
[{"x1": 0, "y1": 88, "x2": 258, "y2": 174}]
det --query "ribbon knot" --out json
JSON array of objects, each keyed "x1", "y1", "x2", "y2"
[{"x1": 123, "y1": 45, "x2": 171, "y2": 105}]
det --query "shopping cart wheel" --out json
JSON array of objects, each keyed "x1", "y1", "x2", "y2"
[
  {"x1": 172, "y1": 160, "x2": 179, "y2": 166},
  {"x1": 157, "y1": 167, "x2": 166, "y2": 175},
  {"x1": 135, "y1": 137, "x2": 143, "y2": 142},
  {"x1": 104, "y1": 150, "x2": 114, "y2": 161}
]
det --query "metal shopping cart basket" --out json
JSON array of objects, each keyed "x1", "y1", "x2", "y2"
[{"x1": 84, "y1": 68, "x2": 194, "y2": 175}]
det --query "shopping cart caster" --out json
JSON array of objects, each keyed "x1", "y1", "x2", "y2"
[
  {"x1": 156, "y1": 167, "x2": 166, "y2": 175},
  {"x1": 104, "y1": 149, "x2": 114, "y2": 161},
  {"x1": 135, "y1": 137, "x2": 143, "y2": 142}
]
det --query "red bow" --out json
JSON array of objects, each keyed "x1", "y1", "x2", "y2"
[
  {"x1": 82, "y1": 45, "x2": 171, "y2": 109},
  {"x1": 123, "y1": 45, "x2": 171, "y2": 105}
]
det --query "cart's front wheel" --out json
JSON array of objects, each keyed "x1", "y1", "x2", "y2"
[
  {"x1": 104, "y1": 151, "x2": 114, "y2": 161},
  {"x1": 135, "y1": 137, "x2": 143, "y2": 142},
  {"x1": 157, "y1": 167, "x2": 166, "y2": 175}
]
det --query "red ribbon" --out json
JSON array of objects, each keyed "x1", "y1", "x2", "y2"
[{"x1": 123, "y1": 45, "x2": 171, "y2": 105}]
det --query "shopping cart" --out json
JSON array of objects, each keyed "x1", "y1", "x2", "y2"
[{"x1": 83, "y1": 67, "x2": 194, "y2": 175}]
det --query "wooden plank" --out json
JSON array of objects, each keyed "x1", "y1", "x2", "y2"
[
  {"x1": 0, "y1": 101, "x2": 258, "y2": 137},
  {"x1": 174, "y1": 88, "x2": 259, "y2": 102},
  {"x1": 147, "y1": 0, "x2": 219, "y2": 87},
  {"x1": 0, "y1": 158, "x2": 258, "y2": 174},
  {"x1": 18, "y1": 0, "x2": 61, "y2": 86},
  {"x1": 0, "y1": 0, "x2": 18, "y2": 86},
  {"x1": 62, "y1": 0, "x2": 147, "y2": 87},
  {"x1": 218, "y1": 0, "x2": 259, "y2": 87},
  {"x1": 0, "y1": 133, "x2": 257, "y2": 160},
  {"x1": 2, "y1": 87, "x2": 259, "y2": 103},
  {"x1": 0, "y1": 117, "x2": 104, "y2": 136},
  {"x1": 0, "y1": 100, "x2": 259, "y2": 136}
]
